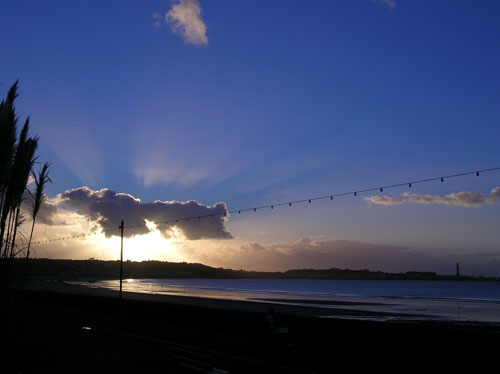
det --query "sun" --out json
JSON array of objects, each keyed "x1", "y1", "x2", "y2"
[
  {"x1": 92, "y1": 221, "x2": 187, "y2": 262},
  {"x1": 123, "y1": 230, "x2": 180, "y2": 262}
]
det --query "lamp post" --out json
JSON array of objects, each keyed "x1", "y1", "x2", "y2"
[{"x1": 119, "y1": 219, "x2": 124, "y2": 306}]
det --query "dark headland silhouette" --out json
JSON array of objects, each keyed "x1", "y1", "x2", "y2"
[{"x1": 3, "y1": 257, "x2": 497, "y2": 281}]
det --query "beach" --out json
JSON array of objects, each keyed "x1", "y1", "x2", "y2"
[
  {"x1": 76, "y1": 278, "x2": 500, "y2": 324},
  {"x1": 2, "y1": 280, "x2": 499, "y2": 373}
]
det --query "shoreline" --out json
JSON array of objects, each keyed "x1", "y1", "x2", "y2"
[
  {"x1": 4, "y1": 279, "x2": 500, "y2": 372},
  {"x1": 29, "y1": 279, "x2": 403, "y2": 319},
  {"x1": 55, "y1": 278, "x2": 500, "y2": 325}
]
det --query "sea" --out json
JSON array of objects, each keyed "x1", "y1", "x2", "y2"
[{"x1": 80, "y1": 278, "x2": 500, "y2": 324}]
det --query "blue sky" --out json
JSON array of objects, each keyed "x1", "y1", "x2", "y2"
[{"x1": 1, "y1": 1, "x2": 499, "y2": 275}]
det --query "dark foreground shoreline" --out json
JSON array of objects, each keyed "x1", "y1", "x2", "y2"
[{"x1": 3, "y1": 281, "x2": 500, "y2": 373}]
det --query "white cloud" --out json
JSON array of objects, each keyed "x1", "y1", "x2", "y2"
[
  {"x1": 154, "y1": 0, "x2": 208, "y2": 46},
  {"x1": 364, "y1": 187, "x2": 500, "y2": 207}
]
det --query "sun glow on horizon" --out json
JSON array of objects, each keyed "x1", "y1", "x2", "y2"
[
  {"x1": 81, "y1": 221, "x2": 186, "y2": 262},
  {"x1": 112, "y1": 230, "x2": 184, "y2": 263},
  {"x1": 28, "y1": 213, "x2": 198, "y2": 262}
]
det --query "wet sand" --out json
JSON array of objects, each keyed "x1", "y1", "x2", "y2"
[
  {"x1": 3, "y1": 280, "x2": 500, "y2": 373},
  {"x1": 35, "y1": 280, "x2": 405, "y2": 318}
]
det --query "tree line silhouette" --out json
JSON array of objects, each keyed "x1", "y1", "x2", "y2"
[{"x1": 5, "y1": 258, "x2": 496, "y2": 281}]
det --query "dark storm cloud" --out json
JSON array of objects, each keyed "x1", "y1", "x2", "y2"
[
  {"x1": 21, "y1": 191, "x2": 62, "y2": 225},
  {"x1": 59, "y1": 187, "x2": 232, "y2": 240}
]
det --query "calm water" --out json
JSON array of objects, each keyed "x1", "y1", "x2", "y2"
[{"x1": 86, "y1": 279, "x2": 500, "y2": 324}]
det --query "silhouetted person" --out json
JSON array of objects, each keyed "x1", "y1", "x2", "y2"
[
  {"x1": 265, "y1": 307, "x2": 288, "y2": 336},
  {"x1": 265, "y1": 307, "x2": 291, "y2": 365}
]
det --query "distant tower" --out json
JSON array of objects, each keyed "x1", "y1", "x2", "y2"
[{"x1": 456, "y1": 263, "x2": 460, "y2": 277}]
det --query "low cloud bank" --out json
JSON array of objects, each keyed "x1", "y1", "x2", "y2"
[
  {"x1": 189, "y1": 237, "x2": 500, "y2": 277},
  {"x1": 197, "y1": 238, "x2": 434, "y2": 273}
]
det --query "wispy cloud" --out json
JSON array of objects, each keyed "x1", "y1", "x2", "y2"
[
  {"x1": 134, "y1": 165, "x2": 210, "y2": 188},
  {"x1": 152, "y1": 13, "x2": 164, "y2": 28},
  {"x1": 364, "y1": 187, "x2": 500, "y2": 207},
  {"x1": 374, "y1": 0, "x2": 396, "y2": 9},
  {"x1": 154, "y1": 0, "x2": 208, "y2": 46}
]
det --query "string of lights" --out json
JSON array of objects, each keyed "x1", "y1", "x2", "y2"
[{"x1": 30, "y1": 166, "x2": 500, "y2": 245}]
